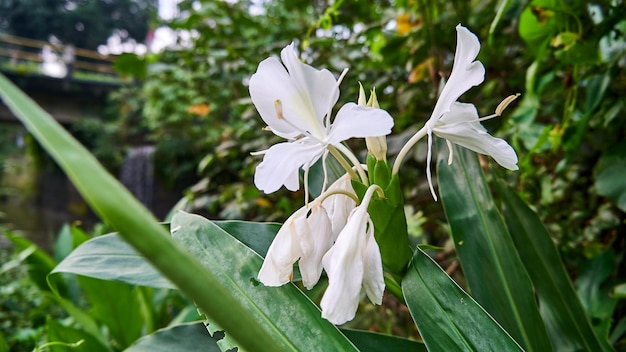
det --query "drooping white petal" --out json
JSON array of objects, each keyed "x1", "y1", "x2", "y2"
[
  {"x1": 427, "y1": 25, "x2": 485, "y2": 126},
  {"x1": 320, "y1": 206, "x2": 383, "y2": 325},
  {"x1": 280, "y1": 43, "x2": 339, "y2": 135},
  {"x1": 361, "y1": 221, "x2": 384, "y2": 305},
  {"x1": 258, "y1": 208, "x2": 307, "y2": 286},
  {"x1": 433, "y1": 102, "x2": 518, "y2": 170},
  {"x1": 321, "y1": 173, "x2": 357, "y2": 238},
  {"x1": 327, "y1": 103, "x2": 394, "y2": 144},
  {"x1": 297, "y1": 204, "x2": 334, "y2": 289},
  {"x1": 254, "y1": 139, "x2": 325, "y2": 194}
]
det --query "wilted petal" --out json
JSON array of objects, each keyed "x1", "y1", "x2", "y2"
[
  {"x1": 258, "y1": 208, "x2": 307, "y2": 286},
  {"x1": 320, "y1": 206, "x2": 383, "y2": 325},
  {"x1": 322, "y1": 173, "x2": 357, "y2": 238},
  {"x1": 254, "y1": 139, "x2": 325, "y2": 193},
  {"x1": 297, "y1": 204, "x2": 334, "y2": 289},
  {"x1": 327, "y1": 103, "x2": 394, "y2": 144},
  {"x1": 361, "y1": 225, "x2": 384, "y2": 305},
  {"x1": 433, "y1": 102, "x2": 518, "y2": 170},
  {"x1": 428, "y1": 25, "x2": 485, "y2": 126}
]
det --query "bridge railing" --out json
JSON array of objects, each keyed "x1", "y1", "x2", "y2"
[{"x1": 0, "y1": 33, "x2": 120, "y2": 83}]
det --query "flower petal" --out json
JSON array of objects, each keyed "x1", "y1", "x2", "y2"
[
  {"x1": 322, "y1": 173, "x2": 357, "y2": 238},
  {"x1": 258, "y1": 209, "x2": 306, "y2": 286},
  {"x1": 280, "y1": 43, "x2": 339, "y2": 137},
  {"x1": 433, "y1": 102, "x2": 518, "y2": 170},
  {"x1": 361, "y1": 222, "x2": 384, "y2": 305},
  {"x1": 428, "y1": 25, "x2": 485, "y2": 126},
  {"x1": 254, "y1": 139, "x2": 325, "y2": 194},
  {"x1": 327, "y1": 103, "x2": 394, "y2": 144},
  {"x1": 249, "y1": 57, "x2": 304, "y2": 139},
  {"x1": 297, "y1": 204, "x2": 334, "y2": 289},
  {"x1": 320, "y1": 207, "x2": 369, "y2": 325}
]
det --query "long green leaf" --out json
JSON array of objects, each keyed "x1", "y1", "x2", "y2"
[
  {"x1": 170, "y1": 211, "x2": 358, "y2": 352},
  {"x1": 495, "y1": 180, "x2": 610, "y2": 352},
  {"x1": 340, "y1": 329, "x2": 426, "y2": 352},
  {"x1": 402, "y1": 247, "x2": 523, "y2": 352},
  {"x1": 0, "y1": 73, "x2": 350, "y2": 351},
  {"x1": 436, "y1": 145, "x2": 552, "y2": 351},
  {"x1": 124, "y1": 322, "x2": 220, "y2": 352}
]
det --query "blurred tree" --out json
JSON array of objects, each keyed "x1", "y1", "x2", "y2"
[{"x1": 0, "y1": 0, "x2": 157, "y2": 49}]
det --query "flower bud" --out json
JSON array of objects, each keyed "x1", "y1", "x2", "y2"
[{"x1": 363, "y1": 88, "x2": 387, "y2": 161}]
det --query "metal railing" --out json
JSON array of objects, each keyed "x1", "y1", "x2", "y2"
[{"x1": 0, "y1": 33, "x2": 119, "y2": 82}]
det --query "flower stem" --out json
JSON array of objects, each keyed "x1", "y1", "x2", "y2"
[
  {"x1": 328, "y1": 145, "x2": 359, "y2": 181},
  {"x1": 392, "y1": 125, "x2": 429, "y2": 175},
  {"x1": 329, "y1": 144, "x2": 369, "y2": 185}
]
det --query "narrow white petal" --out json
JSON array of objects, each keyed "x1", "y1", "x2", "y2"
[
  {"x1": 322, "y1": 174, "x2": 357, "y2": 238},
  {"x1": 327, "y1": 103, "x2": 394, "y2": 144},
  {"x1": 361, "y1": 224, "x2": 385, "y2": 305},
  {"x1": 254, "y1": 139, "x2": 324, "y2": 194},
  {"x1": 258, "y1": 210, "x2": 306, "y2": 286},
  {"x1": 427, "y1": 25, "x2": 485, "y2": 126},
  {"x1": 297, "y1": 205, "x2": 334, "y2": 289},
  {"x1": 320, "y1": 207, "x2": 369, "y2": 325},
  {"x1": 434, "y1": 103, "x2": 518, "y2": 170}
]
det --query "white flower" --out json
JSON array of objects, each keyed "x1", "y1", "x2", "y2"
[
  {"x1": 249, "y1": 43, "x2": 394, "y2": 194},
  {"x1": 423, "y1": 24, "x2": 518, "y2": 200},
  {"x1": 258, "y1": 203, "x2": 334, "y2": 289},
  {"x1": 320, "y1": 204, "x2": 385, "y2": 325}
]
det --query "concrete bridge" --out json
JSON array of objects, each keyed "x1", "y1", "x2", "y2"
[{"x1": 0, "y1": 34, "x2": 125, "y2": 124}]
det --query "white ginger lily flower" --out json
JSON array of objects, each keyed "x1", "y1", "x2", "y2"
[
  {"x1": 249, "y1": 43, "x2": 394, "y2": 194},
  {"x1": 258, "y1": 202, "x2": 334, "y2": 289},
  {"x1": 421, "y1": 24, "x2": 518, "y2": 200},
  {"x1": 320, "y1": 187, "x2": 385, "y2": 325}
]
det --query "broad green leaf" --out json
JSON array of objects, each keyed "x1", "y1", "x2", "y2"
[
  {"x1": 0, "y1": 73, "x2": 323, "y2": 351},
  {"x1": 77, "y1": 277, "x2": 144, "y2": 349},
  {"x1": 402, "y1": 248, "x2": 523, "y2": 352},
  {"x1": 50, "y1": 234, "x2": 175, "y2": 290},
  {"x1": 46, "y1": 317, "x2": 111, "y2": 352},
  {"x1": 124, "y1": 322, "x2": 220, "y2": 352},
  {"x1": 496, "y1": 180, "x2": 611, "y2": 352},
  {"x1": 340, "y1": 329, "x2": 426, "y2": 352},
  {"x1": 170, "y1": 211, "x2": 358, "y2": 352},
  {"x1": 49, "y1": 221, "x2": 280, "y2": 290},
  {"x1": 594, "y1": 141, "x2": 626, "y2": 212},
  {"x1": 437, "y1": 145, "x2": 552, "y2": 352}
]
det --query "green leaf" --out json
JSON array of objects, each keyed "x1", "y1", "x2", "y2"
[
  {"x1": 50, "y1": 234, "x2": 175, "y2": 290},
  {"x1": 46, "y1": 317, "x2": 111, "y2": 352},
  {"x1": 575, "y1": 251, "x2": 617, "y2": 350},
  {"x1": 402, "y1": 248, "x2": 523, "y2": 352},
  {"x1": 496, "y1": 180, "x2": 610, "y2": 352},
  {"x1": 0, "y1": 73, "x2": 323, "y2": 351},
  {"x1": 124, "y1": 322, "x2": 220, "y2": 352},
  {"x1": 170, "y1": 211, "x2": 357, "y2": 352},
  {"x1": 340, "y1": 329, "x2": 426, "y2": 352},
  {"x1": 77, "y1": 277, "x2": 145, "y2": 348},
  {"x1": 437, "y1": 145, "x2": 552, "y2": 352},
  {"x1": 4, "y1": 231, "x2": 59, "y2": 293},
  {"x1": 594, "y1": 141, "x2": 626, "y2": 212}
]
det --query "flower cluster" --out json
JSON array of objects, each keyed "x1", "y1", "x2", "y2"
[{"x1": 249, "y1": 25, "x2": 518, "y2": 325}]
